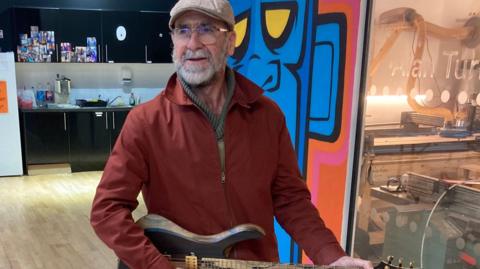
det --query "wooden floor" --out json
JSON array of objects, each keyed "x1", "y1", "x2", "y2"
[{"x1": 0, "y1": 171, "x2": 147, "y2": 269}]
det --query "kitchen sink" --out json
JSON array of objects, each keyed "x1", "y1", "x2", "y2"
[{"x1": 76, "y1": 99, "x2": 108, "y2": 107}]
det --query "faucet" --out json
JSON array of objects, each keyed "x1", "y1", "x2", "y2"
[{"x1": 107, "y1": 95, "x2": 123, "y2": 107}]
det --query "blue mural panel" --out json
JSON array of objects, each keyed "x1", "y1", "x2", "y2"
[
  {"x1": 229, "y1": 0, "x2": 347, "y2": 263},
  {"x1": 309, "y1": 22, "x2": 340, "y2": 138}
]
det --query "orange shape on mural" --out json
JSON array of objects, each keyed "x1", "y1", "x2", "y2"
[{"x1": 0, "y1": 81, "x2": 8, "y2": 113}]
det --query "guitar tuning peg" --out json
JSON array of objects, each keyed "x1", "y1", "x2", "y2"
[
  {"x1": 387, "y1": 256, "x2": 394, "y2": 264},
  {"x1": 409, "y1": 261, "x2": 414, "y2": 269},
  {"x1": 398, "y1": 258, "x2": 403, "y2": 268}
]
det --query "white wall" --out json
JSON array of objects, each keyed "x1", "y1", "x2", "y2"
[{"x1": 15, "y1": 62, "x2": 175, "y2": 90}]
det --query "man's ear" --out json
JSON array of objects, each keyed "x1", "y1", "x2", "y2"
[{"x1": 227, "y1": 31, "x2": 236, "y2": 56}]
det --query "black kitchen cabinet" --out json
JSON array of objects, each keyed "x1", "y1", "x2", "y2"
[
  {"x1": 141, "y1": 11, "x2": 171, "y2": 63},
  {"x1": 23, "y1": 112, "x2": 69, "y2": 164},
  {"x1": 13, "y1": 8, "x2": 59, "y2": 36},
  {"x1": 0, "y1": 8, "x2": 14, "y2": 53},
  {"x1": 110, "y1": 110, "x2": 130, "y2": 148},
  {"x1": 57, "y1": 9, "x2": 102, "y2": 62},
  {"x1": 69, "y1": 111, "x2": 111, "y2": 172},
  {"x1": 13, "y1": 8, "x2": 60, "y2": 62},
  {"x1": 12, "y1": 8, "x2": 103, "y2": 63},
  {"x1": 10, "y1": 8, "x2": 173, "y2": 63},
  {"x1": 68, "y1": 109, "x2": 130, "y2": 172},
  {"x1": 21, "y1": 109, "x2": 131, "y2": 172},
  {"x1": 101, "y1": 11, "x2": 145, "y2": 63}
]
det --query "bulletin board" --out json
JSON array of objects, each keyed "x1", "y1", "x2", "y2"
[{"x1": 0, "y1": 81, "x2": 8, "y2": 113}]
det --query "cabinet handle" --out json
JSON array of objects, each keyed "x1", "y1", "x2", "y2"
[
  {"x1": 112, "y1": 112, "x2": 116, "y2": 130},
  {"x1": 105, "y1": 112, "x2": 109, "y2": 130},
  {"x1": 145, "y1": 45, "x2": 148, "y2": 63},
  {"x1": 97, "y1": 45, "x2": 101, "y2": 63},
  {"x1": 63, "y1": 113, "x2": 67, "y2": 131},
  {"x1": 105, "y1": 44, "x2": 108, "y2": 63}
]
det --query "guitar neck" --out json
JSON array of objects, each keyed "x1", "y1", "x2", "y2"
[{"x1": 196, "y1": 257, "x2": 362, "y2": 269}]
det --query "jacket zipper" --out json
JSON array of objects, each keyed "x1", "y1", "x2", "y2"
[
  {"x1": 218, "y1": 140, "x2": 235, "y2": 227},
  {"x1": 221, "y1": 171, "x2": 226, "y2": 184},
  {"x1": 192, "y1": 102, "x2": 237, "y2": 258},
  {"x1": 221, "y1": 169, "x2": 236, "y2": 259}
]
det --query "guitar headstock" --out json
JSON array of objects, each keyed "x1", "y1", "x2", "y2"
[{"x1": 374, "y1": 256, "x2": 419, "y2": 269}]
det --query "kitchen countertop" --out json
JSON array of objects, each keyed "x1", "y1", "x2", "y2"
[{"x1": 21, "y1": 106, "x2": 134, "y2": 113}]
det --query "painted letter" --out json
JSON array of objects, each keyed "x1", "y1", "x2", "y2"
[
  {"x1": 390, "y1": 63, "x2": 405, "y2": 77},
  {"x1": 443, "y1": 50, "x2": 458, "y2": 79},
  {"x1": 411, "y1": 60, "x2": 422, "y2": 78},
  {"x1": 454, "y1": 59, "x2": 467, "y2": 80}
]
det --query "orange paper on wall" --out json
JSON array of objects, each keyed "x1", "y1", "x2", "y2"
[{"x1": 0, "y1": 81, "x2": 8, "y2": 113}]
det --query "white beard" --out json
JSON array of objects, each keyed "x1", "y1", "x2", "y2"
[{"x1": 173, "y1": 45, "x2": 228, "y2": 87}]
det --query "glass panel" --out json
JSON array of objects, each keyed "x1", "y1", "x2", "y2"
[{"x1": 353, "y1": 1, "x2": 480, "y2": 268}]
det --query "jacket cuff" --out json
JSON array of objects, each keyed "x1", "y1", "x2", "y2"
[
  {"x1": 314, "y1": 244, "x2": 347, "y2": 265},
  {"x1": 146, "y1": 255, "x2": 176, "y2": 269}
]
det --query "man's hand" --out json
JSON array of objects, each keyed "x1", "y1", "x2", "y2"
[{"x1": 329, "y1": 255, "x2": 373, "y2": 269}]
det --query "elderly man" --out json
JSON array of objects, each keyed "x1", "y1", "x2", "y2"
[{"x1": 90, "y1": 0, "x2": 372, "y2": 268}]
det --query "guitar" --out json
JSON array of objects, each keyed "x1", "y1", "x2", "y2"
[
  {"x1": 374, "y1": 256, "x2": 418, "y2": 269},
  {"x1": 118, "y1": 214, "x2": 267, "y2": 269},
  {"x1": 118, "y1": 214, "x2": 413, "y2": 269}
]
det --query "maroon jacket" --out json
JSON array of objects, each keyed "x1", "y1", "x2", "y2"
[{"x1": 90, "y1": 71, "x2": 346, "y2": 268}]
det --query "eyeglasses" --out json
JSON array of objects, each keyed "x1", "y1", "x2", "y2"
[{"x1": 171, "y1": 24, "x2": 229, "y2": 45}]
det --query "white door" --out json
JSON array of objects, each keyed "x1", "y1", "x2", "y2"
[{"x1": 0, "y1": 52, "x2": 23, "y2": 176}]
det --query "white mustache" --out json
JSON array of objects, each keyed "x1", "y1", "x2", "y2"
[{"x1": 183, "y1": 50, "x2": 210, "y2": 61}]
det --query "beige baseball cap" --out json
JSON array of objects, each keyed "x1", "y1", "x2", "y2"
[{"x1": 169, "y1": 0, "x2": 235, "y2": 30}]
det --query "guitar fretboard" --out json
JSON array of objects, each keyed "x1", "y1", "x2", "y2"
[{"x1": 198, "y1": 257, "x2": 362, "y2": 269}]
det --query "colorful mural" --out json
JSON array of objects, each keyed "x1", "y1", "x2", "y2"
[{"x1": 228, "y1": 0, "x2": 364, "y2": 263}]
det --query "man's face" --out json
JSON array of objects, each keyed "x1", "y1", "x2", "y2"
[{"x1": 171, "y1": 11, "x2": 236, "y2": 87}]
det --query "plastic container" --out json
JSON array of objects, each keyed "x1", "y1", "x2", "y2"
[
  {"x1": 19, "y1": 97, "x2": 33, "y2": 109},
  {"x1": 18, "y1": 87, "x2": 35, "y2": 109},
  {"x1": 35, "y1": 90, "x2": 46, "y2": 107}
]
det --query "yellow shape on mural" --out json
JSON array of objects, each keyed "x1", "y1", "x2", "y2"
[
  {"x1": 0, "y1": 81, "x2": 8, "y2": 113},
  {"x1": 265, "y1": 9, "x2": 290, "y2": 39},
  {"x1": 234, "y1": 18, "x2": 248, "y2": 48}
]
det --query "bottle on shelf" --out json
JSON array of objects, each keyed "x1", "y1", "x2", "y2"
[
  {"x1": 34, "y1": 85, "x2": 45, "y2": 108},
  {"x1": 45, "y1": 82, "x2": 54, "y2": 103},
  {"x1": 55, "y1": 74, "x2": 62, "y2": 94},
  {"x1": 129, "y1": 93, "x2": 136, "y2": 106}
]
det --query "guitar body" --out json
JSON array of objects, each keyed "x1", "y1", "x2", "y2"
[
  {"x1": 118, "y1": 214, "x2": 266, "y2": 269},
  {"x1": 118, "y1": 214, "x2": 395, "y2": 269}
]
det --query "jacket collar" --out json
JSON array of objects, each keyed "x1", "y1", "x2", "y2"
[{"x1": 165, "y1": 69, "x2": 264, "y2": 109}]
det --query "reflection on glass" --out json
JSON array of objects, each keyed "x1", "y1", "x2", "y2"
[
  {"x1": 458, "y1": 91, "x2": 469, "y2": 105},
  {"x1": 441, "y1": 90, "x2": 451, "y2": 103},
  {"x1": 353, "y1": 1, "x2": 480, "y2": 268}
]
